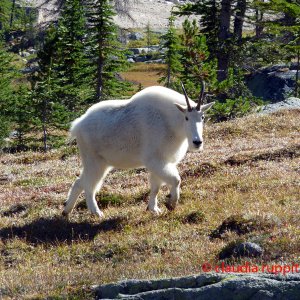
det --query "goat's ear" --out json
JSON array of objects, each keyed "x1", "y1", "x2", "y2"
[
  {"x1": 175, "y1": 103, "x2": 187, "y2": 113},
  {"x1": 201, "y1": 102, "x2": 215, "y2": 112}
]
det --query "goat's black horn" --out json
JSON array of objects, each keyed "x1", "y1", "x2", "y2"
[
  {"x1": 196, "y1": 80, "x2": 205, "y2": 110},
  {"x1": 181, "y1": 82, "x2": 192, "y2": 111}
]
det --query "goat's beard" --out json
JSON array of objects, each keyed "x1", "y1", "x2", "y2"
[{"x1": 188, "y1": 144, "x2": 204, "y2": 152}]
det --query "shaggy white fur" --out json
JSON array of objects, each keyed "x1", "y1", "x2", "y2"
[{"x1": 63, "y1": 86, "x2": 214, "y2": 218}]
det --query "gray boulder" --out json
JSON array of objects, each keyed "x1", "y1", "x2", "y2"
[
  {"x1": 246, "y1": 64, "x2": 298, "y2": 102},
  {"x1": 128, "y1": 32, "x2": 144, "y2": 41},
  {"x1": 260, "y1": 97, "x2": 300, "y2": 114},
  {"x1": 95, "y1": 273, "x2": 300, "y2": 300},
  {"x1": 234, "y1": 242, "x2": 263, "y2": 258}
]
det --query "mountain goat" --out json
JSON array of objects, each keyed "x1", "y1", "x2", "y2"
[{"x1": 63, "y1": 83, "x2": 214, "y2": 218}]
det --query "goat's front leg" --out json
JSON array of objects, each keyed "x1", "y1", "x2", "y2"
[
  {"x1": 165, "y1": 169, "x2": 181, "y2": 211},
  {"x1": 147, "y1": 173, "x2": 163, "y2": 214},
  {"x1": 146, "y1": 162, "x2": 181, "y2": 211}
]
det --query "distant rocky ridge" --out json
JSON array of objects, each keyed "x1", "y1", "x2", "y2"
[
  {"x1": 22, "y1": 0, "x2": 196, "y2": 29},
  {"x1": 95, "y1": 272, "x2": 300, "y2": 299}
]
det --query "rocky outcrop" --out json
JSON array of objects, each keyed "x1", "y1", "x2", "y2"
[
  {"x1": 246, "y1": 64, "x2": 299, "y2": 102},
  {"x1": 260, "y1": 97, "x2": 300, "y2": 114},
  {"x1": 127, "y1": 46, "x2": 164, "y2": 63},
  {"x1": 95, "y1": 273, "x2": 300, "y2": 300}
]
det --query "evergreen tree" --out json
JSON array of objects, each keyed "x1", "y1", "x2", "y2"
[
  {"x1": 233, "y1": 0, "x2": 247, "y2": 43},
  {"x1": 0, "y1": 42, "x2": 14, "y2": 146},
  {"x1": 179, "y1": 19, "x2": 217, "y2": 98},
  {"x1": 85, "y1": 0, "x2": 131, "y2": 101},
  {"x1": 177, "y1": 0, "x2": 258, "y2": 82},
  {"x1": 10, "y1": 85, "x2": 35, "y2": 147},
  {"x1": 177, "y1": 0, "x2": 220, "y2": 61},
  {"x1": 55, "y1": 0, "x2": 92, "y2": 110},
  {"x1": 32, "y1": 26, "x2": 70, "y2": 151},
  {"x1": 256, "y1": 0, "x2": 300, "y2": 96},
  {"x1": 0, "y1": 0, "x2": 11, "y2": 31},
  {"x1": 159, "y1": 15, "x2": 182, "y2": 88}
]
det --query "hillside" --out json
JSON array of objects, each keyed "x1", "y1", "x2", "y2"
[
  {"x1": 0, "y1": 109, "x2": 299, "y2": 298},
  {"x1": 28, "y1": 0, "x2": 194, "y2": 29}
]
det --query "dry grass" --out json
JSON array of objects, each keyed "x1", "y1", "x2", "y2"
[
  {"x1": 0, "y1": 109, "x2": 299, "y2": 299},
  {"x1": 121, "y1": 63, "x2": 165, "y2": 90}
]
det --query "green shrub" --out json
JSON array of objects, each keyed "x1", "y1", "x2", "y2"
[{"x1": 209, "y1": 96, "x2": 263, "y2": 122}]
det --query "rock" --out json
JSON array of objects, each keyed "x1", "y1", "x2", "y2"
[
  {"x1": 20, "y1": 51, "x2": 31, "y2": 57},
  {"x1": 260, "y1": 97, "x2": 300, "y2": 114},
  {"x1": 210, "y1": 214, "x2": 277, "y2": 239},
  {"x1": 95, "y1": 273, "x2": 300, "y2": 300},
  {"x1": 134, "y1": 55, "x2": 150, "y2": 63},
  {"x1": 21, "y1": 65, "x2": 40, "y2": 74},
  {"x1": 246, "y1": 64, "x2": 298, "y2": 102},
  {"x1": 0, "y1": 174, "x2": 14, "y2": 184},
  {"x1": 28, "y1": 48, "x2": 37, "y2": 54},
  {"x1": 233, "y1": 242, "x2": 263, "y2": 258},
  {"x1": 128, "y1": 32, "x2": 144, "y2": 41},
  {"x1": 145, "y1": 59, "x2": 164, "y2": 64},
  {"x1": 219, "y1": 241, "x2": 264, "y2": 260},
  {"x1": 129, "y1": 48, "x2": 151, "y2": 55}
]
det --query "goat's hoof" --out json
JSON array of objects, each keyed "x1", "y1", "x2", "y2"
[
  {"x1": 147, "y1": 206, "x2": 162, "y2": 215},
  {"x1": 94, "y1": 210, "x2": 104, "y2": 219},
  {"x1": 165, "y1": 202, "x2": 176, "y2": 211},
  {"x1": 62, "y1": 210, "x2": 69, "y2": 219}
]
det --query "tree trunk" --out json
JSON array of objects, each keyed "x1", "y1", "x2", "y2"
[
  {"x1": 295, "y1": 49, "x2": 299, "y2": 98},
  {"x1": 9, "y1": 0, "x2": 16, "y2": 28},
  {"x1": 217, "y1": 0, "x2": 232, "y2": 82},
  {"x1": 233, "y1": 0, "x2": 246, "y2": 43},
  {"x1": 96, "y1": 2, "x2": 104, "y2": 101},
  {"x1": 42, "y1": 102, "x2": 48, "y2": 153},
  {"x1": 255, "y1": 8, "x2": 264, "y2": 38},
  {"x1": 96, "y1": 47, "x2": 104, "y2": 101}
]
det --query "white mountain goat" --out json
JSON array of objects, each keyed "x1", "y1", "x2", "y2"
[{"x1": 63, "y1": 82, "x2": 214, "y2": 218}]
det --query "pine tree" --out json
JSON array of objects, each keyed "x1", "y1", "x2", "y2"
[
  {"x1": 159, "y1": 15, "x2": 182, "y2": 88},
  {"x1": 32, "y1": 26, "x2": 70, "y2": 151},
  {"x1": 0, "y1": 42, "x2": 14, "y2": 146},
  {"x1": 85, "y1": 0, "x2": 131, "y2": 101},
  {"x1": 177, "y1": 0, "x2": 220, "y2": 58},
  {"x1": 54, "y1": 0, "x2": 92, "y2": 110},
  {"x1": 178, "y1": 0, "x2": 261, "y2": 82},
  {"x1": 0, "y1": 0, "x2": 11, "y2": 31},
  {"x1": 10, "y1": 85, "x2": 35, "y2": 147},
  {"x1": 179, "y1": 19, "x2": 217, "y2": 98},
  {"x1": 256, "y1": 0, "x2": 300, "y2": 96}
]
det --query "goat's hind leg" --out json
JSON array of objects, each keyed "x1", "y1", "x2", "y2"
[
  {"x1": 63, "y1": 154, "x2": 110, "y2": 218},
  {"x1": 63, "y1": 177, "x2": 83, "y2": 217},
  {"x1": 81, "y1": 157, "x2": 111, "y2": 218}
]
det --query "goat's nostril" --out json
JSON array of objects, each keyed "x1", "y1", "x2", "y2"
[{"x1": 193, "y1": 140, "x2": 202, "y2": 146}]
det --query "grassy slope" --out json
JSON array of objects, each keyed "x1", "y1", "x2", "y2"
[
  {"x1": 121, "y1": 63, "x2": 165, "y2": 89},
  {"x1": 0, "y1": 109, "x2": 299, "y2": 299}
]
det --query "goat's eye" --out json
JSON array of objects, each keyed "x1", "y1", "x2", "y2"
[
  {"x1": 185, "y1": 116, "x2": 189, "y2": 121},
  {"x1": 202, "y1": 115, "x2": 205, "y2": 121}
]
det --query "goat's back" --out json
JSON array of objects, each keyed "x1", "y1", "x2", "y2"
[{"x1": 70, "y1": 86, "x2": 192, "y2": 167}]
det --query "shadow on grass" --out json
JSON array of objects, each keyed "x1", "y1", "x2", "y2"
[{"x1": 0, "y1": 216, "x2": 127, "y2": 245}]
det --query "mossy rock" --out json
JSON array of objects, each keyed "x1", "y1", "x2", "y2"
[{"x1": 210, "y1": 214, "x2": 280, "y2": 239}]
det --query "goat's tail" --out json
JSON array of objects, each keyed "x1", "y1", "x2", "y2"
[
  {"x1": 66, "y1": 117, "x2": 81, "y2": 145},
  {"x1": 66, "y1": 132, "x2": 76, "y2": 145}
]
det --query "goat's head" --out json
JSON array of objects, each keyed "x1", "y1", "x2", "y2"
[{"x1": 175, "y1": 81, "x2": 215, "y2": 152}]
